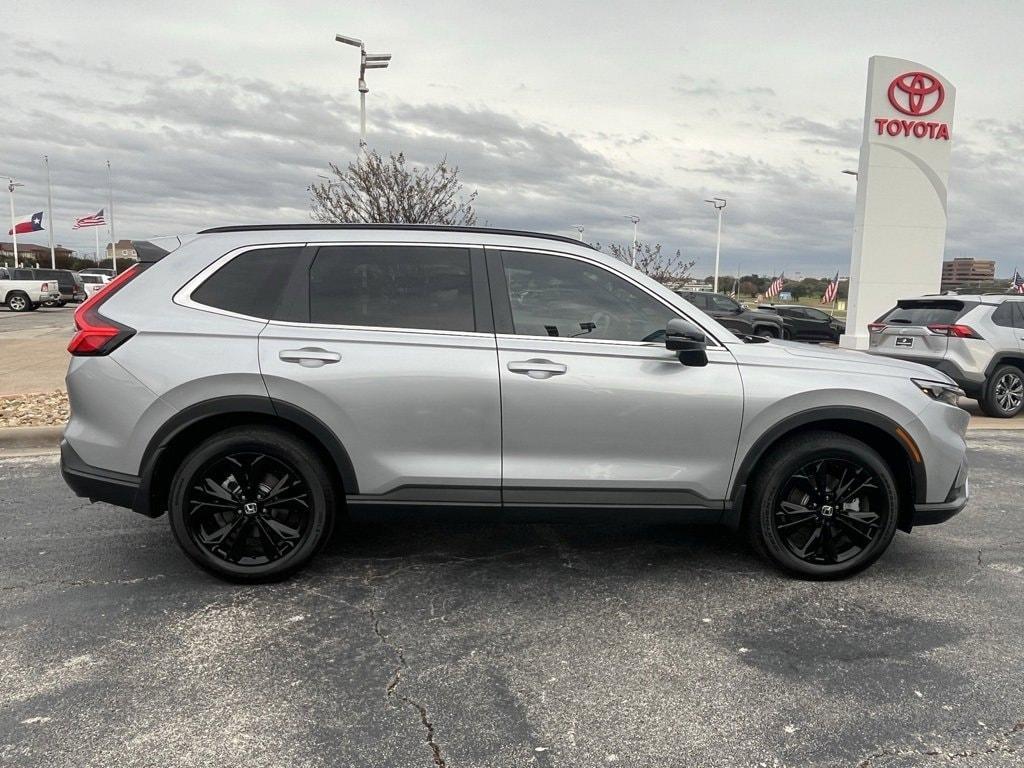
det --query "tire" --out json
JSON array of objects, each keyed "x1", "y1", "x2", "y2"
[
  {"x1": 755, "y1": 325, "x2": 780, "y2": 339},
  {"x1": 6, "y1": 292, "x2": 30, "y2": 312},
  {"x1": 980, "y1": 365, "x2": 1024, "y2": 418},
  {"x1": 168, "y1": 426, "x2": 337, "y2": 582},
  {"x1": 743, "y1": 430, "x2": 899, "y2": 579}
]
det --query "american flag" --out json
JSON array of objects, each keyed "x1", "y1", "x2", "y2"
[
  {"x1": 1013, "y1": 269, "x2": 1024, "y2": 295},
  {"x1": 764, "y1": 273, "x2": 785, "y2": 299},
  {"x1": 821, "y1": 271, "x2": 840, "y2": 304},
  {"x1": 73, "y1": 209, "x2": 105, "y2": 229}
]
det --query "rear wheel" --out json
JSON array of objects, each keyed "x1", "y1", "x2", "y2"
[
  {"x1": 168, "y1": 426, "x2": 336, "y2": 581},
  {"x1": 755, "y1": 325, "x2": 780, "y2": 339},
  {"x1": 6, "y1": 292, "x2": 30, "y2": 312},
  {"x1": 980, "y1": 365, "x2": 1024, "y2": 418},
  {"x1": 744, "y1": 431, "x2": 899, "y2": 579}
]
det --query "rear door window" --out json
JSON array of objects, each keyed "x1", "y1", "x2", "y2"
[
  {"x1": 191, "y1": 247, "x2": 302, "y2": 319},
  {"x1": 309, "y1": 245, "x2": 476, "y2": 332},
  {"x1": 878, "y1": 300, "x2": 972, "y2": 326}
]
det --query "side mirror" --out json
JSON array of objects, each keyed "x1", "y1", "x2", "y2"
[{"x1": 665, "y1": 318, "x2": 708, "y2": 367}]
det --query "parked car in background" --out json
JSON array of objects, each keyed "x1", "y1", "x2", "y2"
[
  {"x1": 868, "y1": 295, "x2": 1024, "y2": 418},
  {"x1": 677, "y1": 291, "x2": 786, "y2": 338},
  {"x1": 62, "y1": 225, "x2": 969, "y2": 582},
  {"x1": 80, "y1": 267, "x2": 117, "y2": 278},
  {"x1": 9, "y1": 268, "x2": 86, "y2": 305},
  {"x1": 0, "y1": 267, "x2": 61, "y2": 311},
  {"x1": 78, "y1": 272, "x2": 111, "y2": 298},
  {"x1": 760, "y1": 304, "x2": 845, "y2": 343}
]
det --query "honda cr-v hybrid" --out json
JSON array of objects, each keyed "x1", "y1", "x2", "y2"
[{"x1": 61, "y1": 225, "x2": 969, "y2": 581}]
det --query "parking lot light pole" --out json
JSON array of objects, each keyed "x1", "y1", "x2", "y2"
[
  {"x1": 44, "y1": 156, "x2": 56, "y2": 268},
  {"x1": 705, "y1": 197, "x2": 727, "y2": 292},
  {"x1": 574, "y1": 225, "x2": 585, "y2": 241},
  {"x1": 335, "y1": 33, "x2": 392, "y2": 150},
  {"x1": 7, "y1": 179, "x2": 24, "y2": 268},
  {"x1": 624, "y1": 215, "x2": 639, "y2": 268}
]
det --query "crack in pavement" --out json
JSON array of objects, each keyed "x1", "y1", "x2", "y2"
[
  {"x1": 856, "y1": 719, "x2": 1023, "y2": 766},
  {"x1": 370, "y1": 606, "x2": 447, "y2": 767}
]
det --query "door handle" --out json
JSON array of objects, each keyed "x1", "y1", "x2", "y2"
[
  {"x1": 279, "y1": 347, "x2": 342, "y2": 368},
  {"x1": 507, "y1": 359, "x2": 567, "y2": 379}
]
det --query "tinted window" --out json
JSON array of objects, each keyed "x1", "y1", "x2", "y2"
[
  {"x1": 679, "y1": 292, "x2": 707, "y2": 310},
  {"x1": 708, "y1": 294, "x2": 740, "y2": 312},
  {"x1": 309, "y1": 246, "x2": 475, "y2": 332},
  {"x1": 1015, "y1": 303, "x2": 1024, "y2": 328},
  {"x1": 502, "y1": 251, "x2": 675, "y2": 342},
  {"x1": 803, "y1": 307, "x2": 830, "y2": 321},
  {"x1": 192, "y1": 247, "x2": 301, "y2": 318},
  {"x1": 992, "y1": 302, "x2": 1015, "y2": 328},
  {"x1": 878, "y1": 300, "x2": 973, "y2": 326}
]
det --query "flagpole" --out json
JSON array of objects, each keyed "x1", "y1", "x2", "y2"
[
  {"x1": 7, "y1": 179, "x2": 19, "y2": 269},
  {"x1": 106, "y1": 160, "x2": 116, "y2": 274},
  {"x1": 44, "y1": 156, "x2": 56, "y2": 269},
  {"x1": 95, "y1": 226, "x2": 100, "y2": 266}
]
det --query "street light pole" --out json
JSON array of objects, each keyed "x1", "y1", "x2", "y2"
[
  {"x1": 44, "y1": 156, "x2": 56, "y2": 268},
  {"x1": 574, "y1": 225, "x2": 585, "y2": 241},
  {"x1": 704, "y1": 197, "x2": 727, "y2": 292},
  {"x1": 7, "y1": 179, "x2": 24, "y2": 268},
  {"x1": 624, "y1": 215, "x2": 639, "y2": 268},
  {"x1": 335, "y1": 34, "x2": 391, "y2": 151}
]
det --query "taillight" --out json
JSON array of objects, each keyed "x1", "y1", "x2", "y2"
[
  {"x1": 40, "y1": 282, "x2": 51, "y2": 291},
  {"x1": 927, "y1": 323, "x2": 982, "y2": 339},
  {"x1": 68, "y1": 266, "x2": 140, "y2": 356},
  {"x1": 868, "y1": 323, "x2": 886, "y2": 333}
]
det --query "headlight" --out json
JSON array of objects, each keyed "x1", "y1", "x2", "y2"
[{"x1": 913, "y1": 378, "x2": 964, "y2": 406}]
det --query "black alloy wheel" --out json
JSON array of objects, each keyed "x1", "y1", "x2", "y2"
[
  {"x1": 745, "y1": 431, "x2": 899, "y2": 579},
  {"x1": 772, "y1": 458, "x2": 884, "y2": 566},
  {"x1": 169, "y1": 427, "x2": 335, "y2": 581}
]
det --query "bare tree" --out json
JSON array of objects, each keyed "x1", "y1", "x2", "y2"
[
  {"x1": 310, "y1": 151, "x2": 478, "y2": 225},
  {"x1": 595, "y1": 241, "x2": 696, "y2": 285}
]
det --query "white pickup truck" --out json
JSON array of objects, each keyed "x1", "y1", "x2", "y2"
[{"x1": 0, "y1": 267, "x2": 62, "y2": 312}]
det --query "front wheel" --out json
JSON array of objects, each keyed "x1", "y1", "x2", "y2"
[
  {"x1": 744, "y1": 431, "x2": 899, "y2": 579},
  {"x1": 168, "y1": 426, "x2": 336, "y2": 581},
  {"x1": 754, "y1": 326, "x2": 780, "y2": 339},
  {"x1": 980, "y1": 365, "x2": 1024, "y2": 418}
]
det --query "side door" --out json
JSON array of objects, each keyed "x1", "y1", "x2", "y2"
[
  {"x1": 490, "y1": 248, "x2": 744, "y2": 511},
  {"x1": 258, "y1": 243, "x2": 501, "y2": 505},
  {"x1": 800, "y1": 307, "x2": 836, "y2": 341}
]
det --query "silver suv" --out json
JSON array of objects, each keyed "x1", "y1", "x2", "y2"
[
  {"x1": 61, "y1": 225, "x2": 970, "y2": 581},
  {"x1": 868, "y1": 295, "x2": 1024, "y2": 418}
]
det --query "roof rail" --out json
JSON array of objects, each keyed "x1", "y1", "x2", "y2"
[{"x1": 194, "y1": 223, "x2": 598, "y2": 250}]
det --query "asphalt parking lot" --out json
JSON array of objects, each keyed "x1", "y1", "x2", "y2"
[{"x1": 1, "y1": 433, "x2": 1022, "y2": 767}]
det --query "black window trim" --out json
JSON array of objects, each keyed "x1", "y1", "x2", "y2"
[{"x1": 486, "y1": 245, "x2": 725, "y2": 348}]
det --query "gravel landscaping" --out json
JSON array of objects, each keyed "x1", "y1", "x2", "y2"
[{"x1": 0, "y1": 390, "x2": 69, "y2": 428}]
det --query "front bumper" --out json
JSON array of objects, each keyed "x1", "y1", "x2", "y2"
[
  {"x1": 911, "y1": 458, "x2": 969, "y2": 526},
  {"x1": 60, "y1": 438, "x2": 140, "y2": 510}
]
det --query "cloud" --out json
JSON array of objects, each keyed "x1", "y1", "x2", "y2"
[{"x1": 1, "y1": 37, "x2": 1021, "y2": 277}]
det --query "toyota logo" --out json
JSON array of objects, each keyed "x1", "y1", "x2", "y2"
[{"x1": 888, "y1": 71, "x2": 944, "y2": 116}]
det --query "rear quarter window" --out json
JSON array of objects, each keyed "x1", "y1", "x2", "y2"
[{"x1": 191, "y1": 247, "x2": 301, "y2": 319}]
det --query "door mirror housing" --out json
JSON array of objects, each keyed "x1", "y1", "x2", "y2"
[{"x1": 665, "y1": 318, "x2": 708, "y2": 367}]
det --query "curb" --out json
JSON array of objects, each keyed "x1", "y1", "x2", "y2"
[{"x1": 0, "y1": 425, "x2": 64, "y2": 450}]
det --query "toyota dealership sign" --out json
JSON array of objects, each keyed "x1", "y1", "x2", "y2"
[
  {"x1": 874, "y1": 71, "x2": 950, "y2": 140},
  {"x1": 840, "y1": 56, "x2": 956, "y2": 350}
]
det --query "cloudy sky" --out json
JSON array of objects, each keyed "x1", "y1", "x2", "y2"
[{"x1": 2, "y1": 0, "x2": 1022, "y2": 276}]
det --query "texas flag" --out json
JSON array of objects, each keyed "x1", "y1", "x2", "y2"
[{"x1": 8, "y1": 211, "x2": 44, "y2": 235}]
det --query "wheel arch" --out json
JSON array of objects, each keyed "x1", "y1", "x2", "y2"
[
  {"x1": 136, "y1": 395, "x2": 358, "y2": 518},
  {"x1": 984, "y1": 354, "x2": 1024, "y2": 379},
  {"x1": 727, "y1": 406, "x2": 925, "y2": 533}
]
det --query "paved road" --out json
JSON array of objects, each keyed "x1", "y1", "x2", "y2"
[
  {"x1": 0, "y1": 306, "x2": 74, "y2": 396},
  {"x1": 1, "y1": 435, "x2": 1022, "y2": 767}
]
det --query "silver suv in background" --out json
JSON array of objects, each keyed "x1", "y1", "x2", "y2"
[
  {"x1": 61, "y1": 225, "x2": 970, "y2": 582},
  {"x1": 868, "y1": 295, "x2": 1024, "y2": 417}
]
